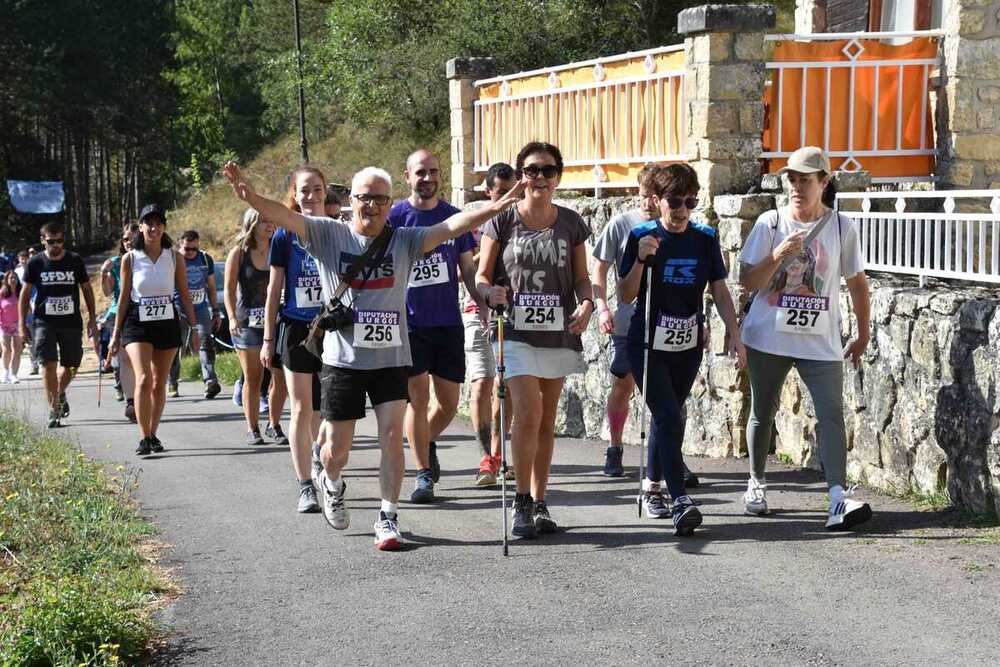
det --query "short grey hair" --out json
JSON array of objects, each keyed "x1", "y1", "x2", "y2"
[{"x1": 351, "y1": 166, "x2": 393, "y2": 193}]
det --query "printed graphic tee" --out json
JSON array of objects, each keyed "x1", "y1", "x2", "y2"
[
  {"x1": 592, "y1": 209, "x2": 648, "y2": 336},
  {"x1": 302, "y1": 216, "x2": 428, "y2": 369},
  {"x1": 484, "y1": 205, "x2": 591, "y2": 351},
  {"x1": 176, "y1": 250, "x2": 215, "y2": 315},
  {"x1": 388, "y1": 199, "x2": 473, "y2": 328},
  {"x1": 26, "y1": 251, "x2": 89, "y2": 328},
  {"x1": 620, "y1": 220, "x2": 727, "y2": 353},
  {"x1": 739, "y1": 208, "x2": 863, "y2": 361}
]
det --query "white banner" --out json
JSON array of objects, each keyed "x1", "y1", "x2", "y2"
[{"x1": 6, "y1": 180, "x2": 65, "y2": 214}]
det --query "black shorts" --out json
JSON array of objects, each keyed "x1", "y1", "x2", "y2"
[
  {"x1": 407, "y1": 325, "x2": 465, "y2": 383},
  {"x1": 274, "y1": 318, "x2": 321, "y2": 411},
  {"x1": 122, "y1": 303, "x2": 182, "y2": 350},
  {"x1": 320, "y1": 364, "x2": 408, "y2": 421},
  {"x1": 33, "y1": 320, "x2": 83, "y2": 368}
]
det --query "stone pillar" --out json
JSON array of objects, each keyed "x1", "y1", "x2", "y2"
[
  {"x1": 937, "y1": 0, "x2": 1000, "y2": 190},
  {"x1": 679, "y1": 4, "x2": 776, "y2": 201},
  {"x1": 446, "y1": 57, "x2": 496, "y2": 206}
]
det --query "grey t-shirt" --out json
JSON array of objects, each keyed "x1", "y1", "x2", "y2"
[
  {"x1": 484, "y1": 205, "x2": 591, "y2": 351},
  {"x1": 302, "y1": 215, "x2": 429, "y2": 369},
  {"x1": 591, "y1": 209, "x2": 647, "y2": 336}
]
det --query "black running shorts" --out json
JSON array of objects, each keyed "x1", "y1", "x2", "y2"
[{"x1": 319, "y1": 364, "x2": 409, "y2": 421}]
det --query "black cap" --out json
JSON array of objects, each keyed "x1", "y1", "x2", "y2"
[{"x1": 139, "y1": 203, "x2": 166, "y2": 223}]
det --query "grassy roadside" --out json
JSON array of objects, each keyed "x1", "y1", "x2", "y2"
[
  {"x1": 0, "y1": 414, "x2": 174, "y2": 666},
  {"x1": 178, "y1": 351, "x2": 241, "y2": 386}
]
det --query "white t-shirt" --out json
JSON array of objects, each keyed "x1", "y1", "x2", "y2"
[
  {"x1": 738, "y1": 208, "x2": 863, "y2": 362},
  {"x1": 591, "y1": 209, "x2": 647, "y2": 336}
]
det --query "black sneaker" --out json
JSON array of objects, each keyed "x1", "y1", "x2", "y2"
[
  {"x1": 410, "y1": 468, "x2": 435, "y2": 504},
  {"x1": 429, "y1": 441, "x2": 441, "y2": 482},
  {"x1": 672, "y1": 495, "x2": 703, "y2": 537},
  {"x1": 135, "y1": 437, "x2": 152, "y2": 456},
  {"x1": 47, "y1": 408, "x2": 60, "y2": 429},
  {"x1": 683, "y1": 462, "x2": 700, "y2": 488},
  {"x1": 59, "y1": 393, "x2": 69, "y2": 418},
  {"x1": 114, "y1": 385, "x2": 125, "y2": 402},
  {"x1": 511, "y1": 493, "x2": 537, "y2": 539},
  {"x1": 265, "y1": 423, "x2": 289, "y2": 445},
  {"x1": 204, "y1": 379, "x2": 222, "y2": 399},
  {"x1": 149, "y1": 435, "x2": 164, "y2": 453},
  {"x1": 603, "y1": 446, "x2": 624, "y2": 477},
  {"x1": 533, "y1": 500, "x2": 558, "y2": 534},
  {"x1": 167, "y1": 384, "x2": 179, "y2": 398}
]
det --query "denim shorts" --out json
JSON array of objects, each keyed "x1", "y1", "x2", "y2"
[{"x1": 232, "y1": 326, "x2": 264, "y2": 350}]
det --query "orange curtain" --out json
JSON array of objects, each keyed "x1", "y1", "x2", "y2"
[{"x1": 763, "y1": 37, "x2": 936, "y2": 178}]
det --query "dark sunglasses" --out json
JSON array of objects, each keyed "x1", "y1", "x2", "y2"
[
  {"x1": 665, "y1": 196, "x2": 699, "y2": 210},
  {"x1": 520, "y1": 164, "x2": 560, "y2": 179},
  {"x1": 182, "y1": 246, "x2": 199, "y2": 253},
  {"x1": 44, "y1": 238, "x2": 65, "y2": 246},
  {"x1": 353, "y1": 193, "x2": 391, "y2": 206}
]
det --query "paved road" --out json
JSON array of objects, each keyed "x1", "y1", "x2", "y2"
[{"x1": 3, "y1": 373, "x2": 999, "y2": 665}]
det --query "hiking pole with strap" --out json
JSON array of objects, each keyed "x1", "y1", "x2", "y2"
[
  {"x1": 637, "y1": 264, "x2": 653, "y2": 519},
  {"x1": 495, "y1": 297, "x2": 510, "y2": 557}
]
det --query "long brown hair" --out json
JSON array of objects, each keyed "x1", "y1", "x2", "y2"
[
  {"x1": 283, "y1": 166, "x2": 328, "y2": 212},
  {"x1": 0, "y1": 271, "x2": 20, "y2": 299},
  {"x1": 118, "y1": 221, "x2": 139, "y2": 255}
]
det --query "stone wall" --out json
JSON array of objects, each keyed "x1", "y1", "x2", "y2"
[{"x1": 460, "y1": 191, "x2": 1000, "y2": 518}]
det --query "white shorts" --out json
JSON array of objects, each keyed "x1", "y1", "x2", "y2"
[{"x1": 492, "y1": 339, "x2": 584, "y2": 380}]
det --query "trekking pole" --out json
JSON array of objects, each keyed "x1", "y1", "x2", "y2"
[
  {"x1": 637, "y1": 264, "x2": 653, "y2": 519},
  {"x1": 97, "y1": 357, "x2": 103, "y2": 407},
  {"x1": 495, "y1": 300, "x2": 510, "y2": 557}
]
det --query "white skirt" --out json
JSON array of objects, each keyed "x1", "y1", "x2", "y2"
[{"x1": 492, "y1": 340, "x2": 584, "y2": 380}]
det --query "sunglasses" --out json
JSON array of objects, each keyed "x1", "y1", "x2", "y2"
[
  {"x1": 44, "y1": 238, "x2": 65, "y2": 246},
  {"x1": 353, "y1": 193, "x2": 391, "y2": 206},
  {"x1": 665, "y1": 196, "x2": 699, "y2": 210},
  {"x1": 520, "y1": 164, "x2": 560, "y2": 179},
  {"x1": 182, "y1": 246, "x2": 199, "y2": 254}
]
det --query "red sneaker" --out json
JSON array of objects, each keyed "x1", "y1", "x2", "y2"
[{"x1": 476, "y1": 455, "x2": 497, "y2": 486}]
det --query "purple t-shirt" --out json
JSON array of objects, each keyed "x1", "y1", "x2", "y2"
[{"x1": 388, "y1": 199, "x2": 474, "y2": 328}]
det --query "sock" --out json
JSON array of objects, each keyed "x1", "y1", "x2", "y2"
[
  {"x1": 323, "y1": 474, "x2": 342, "y2": 492},
  {"x1": 299, "y1": 479, "x2": 313, "y2": 490},
  {"x1": 380, "y1": 500, "x2": 398, "y2": 516},
  {"x1": 643, "y1": 479, "x2": 659, "y2": 492},
  {"x1": 607, "y1": 409, "x2": 628, "y2": 444}
]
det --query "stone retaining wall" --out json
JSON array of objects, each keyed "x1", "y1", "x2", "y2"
[{"x1": 461, "y1": 193, "x2": 1000, "y2": 517}]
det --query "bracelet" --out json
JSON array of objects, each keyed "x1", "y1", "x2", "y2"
[
  {"x1": 579, "y1": 297, "x2": 595, "y2": 310},
  {"x1": 263, "y1": 338, "x2": 273, "y2": 343}
]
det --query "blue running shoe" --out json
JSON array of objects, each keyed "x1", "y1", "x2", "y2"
[
  {"x1": 409, "y1": 468, "x2": 435, "y2": 504},
  {"x1": 232, "y1": 376, "x2": 244, "y2": 407},
  {"x1": 603, "y1": 446, "x2": 624, "y2": 477}
]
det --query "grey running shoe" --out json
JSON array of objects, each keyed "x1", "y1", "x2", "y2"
[
  {"x1": 297, "y1": 485, "x2": 320, "y2": 514},
  {"x1": 533, "y1": 500, "x2": 558, "y2": 534},
  {"x1": 643, "y1": 489, "x2": 672, "y2": 519},
  {"x1": 511, "y1": 493, "x2": 537, "y2": 539},
  {"x1": 672, "y1": 495, "x2": 703, "y2": 537},
  {"x1": 318, "y1": 471, "x2": 349, "y2": 529},
  {"x1": 246, "y1": 429, "x2": 264, "y2": 446},
  {"x1": 603, "y1": 446, "x2": 625, "y2": 477},
  {"x1": 429, "y1": 441, "x2": 441, "y2": 482},
  {"x1": 114, "y1": 385, "x2": 125, "y2": 402},
  {"x1": 265, "y1": 423, "x2": 289, "y2": 445},
  {"x1": 410, "y1": 468, "x2": 435, "y2": 504}
]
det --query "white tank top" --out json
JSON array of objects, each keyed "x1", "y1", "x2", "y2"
[{"x1": 129, "y1": 248, "x2": 176, "y2": 301}]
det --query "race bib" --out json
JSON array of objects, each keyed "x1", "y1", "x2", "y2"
[
  {"x1": 652, "y1": 314, "x2": 698, "y2": 352},
  {"x1": 294, "y1": 275, "x2": 323, "y2": 308},
  {"x1": 139, "y1": 296, "x2": 174, "y2": 322},
  {"x1": 44, "y1": 295, "x2": 74, "y2": 316},
  {"x1": 353, "y1": 310, "x2": 401, "y2": 349},
  {"x1": 189, "y1": 288, "x2": 206, "y2": 305},
  {"x1": 408, "y1": 255, "x2": 448, "y2": 288},
  {"x1": 514, "y1": 293, "x2": 564, "y2": 332},
  {"x1": 247, "y1": 307, "x2": 265, "y2": 329},
  {"x1": 775, "y1": 293, "x2": 829, "y2": 336}
]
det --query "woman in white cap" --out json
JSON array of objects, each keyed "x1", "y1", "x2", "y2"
[{"x1": 737, "y1": 146, "x2": 872, "y2": 530}]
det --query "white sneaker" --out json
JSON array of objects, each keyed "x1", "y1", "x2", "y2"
[
  {"x1": 318, "y1": 470, "x2": 350, "y2": 530},
  {"x1": 826, "y1": 489, "x2": 872, "y2": 531},
  {"x1": 0, "y1": 371, "x2": 10, "y2": 383},
  {"x1": 9, "y1": 372, "x2": 19, "y2": 384},
  {"x1": 373, "y1": 511, "x2": 403, "y2": 551},
  {"x1": 744, "y1": 477, "x2": 769, "y2": 516}
]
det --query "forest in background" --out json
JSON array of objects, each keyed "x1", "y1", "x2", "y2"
[{"x1": 0, "y1": 0, "x2": 791, "y2": 249}]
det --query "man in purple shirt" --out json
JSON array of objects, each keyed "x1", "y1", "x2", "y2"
[{"x1": 389, "y1": 149, "x2": 481, "y2": 503}]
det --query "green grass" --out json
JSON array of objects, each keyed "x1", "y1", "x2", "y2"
[
  {"x1": 0, "y1": 415, "x2": 172, "y2": 666},
  {"x1": 178, "y1": 351, "x2": 242, "y2": 386}
]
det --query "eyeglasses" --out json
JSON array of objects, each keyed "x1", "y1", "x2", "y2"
[
  {"x1": 520, "y1": 164, "x2": 560, "y2": 179},
  {"x1": 665, "y1": 196, "x2": 699, "y2": 210},
  {"x1": 352, "y1": 193, "x2": 391, "y2": 206},
  {"x1": 182, "y1": 246, "x2": 199, "y2": 254},
  {"x1": 44, "y1": 238, "x2": 65, "y2": 246}
]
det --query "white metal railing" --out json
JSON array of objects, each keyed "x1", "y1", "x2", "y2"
[
  {"x1": 762, "y1": 30, "x2": 941, "y2": 179},
  {"x1": 473, "y1": 45, "x2": 686, "y2": 189},
  {"x1": 836, "y1": 190, "x2": 1000, "y2": 285}
]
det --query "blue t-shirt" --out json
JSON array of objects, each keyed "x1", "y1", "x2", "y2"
[
  {"x1": 269, "y1": 227, "x2": 322, "y2": 323},
  {"x1": 175, "y1": 250, "x2": 215, "y2": 314},
  {"x1": 388, "y1": 199, "x2": 474, "y2": 328},
  {"x1": 620, "y1": 220, "x2": 727, "y2": 350}
]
